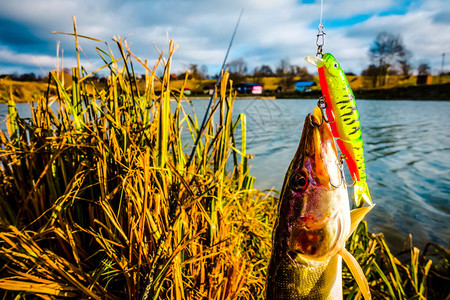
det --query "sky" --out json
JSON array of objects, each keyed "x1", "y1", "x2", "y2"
[{"x1": 0, "y1": 0, "x2": 449, "y2": 77}]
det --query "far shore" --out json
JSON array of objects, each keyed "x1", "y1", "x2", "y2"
[{"x1": 1, "y1": 77, "x2": 450, "y2": 103}]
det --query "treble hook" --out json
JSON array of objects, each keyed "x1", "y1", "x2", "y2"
[
  {"x1": 339, "y1": 154, "x2": 356, "y2": 187},
  {"x1": 329, "y1": 159, "x2": 343, "y2": 188},
  {"x1": 317, "y1": 97, "x2": 335, "y2": 124},
  {"x1": 330, "y1": 154, "x2": 356, "y2": 188}
]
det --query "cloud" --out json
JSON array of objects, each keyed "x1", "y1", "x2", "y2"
[
  {"x1": 0, "y1": 47, "x2": 55, "y2": 67},
  {"x1": 0, "y1": 0, "x2": 449, "y2": 75},
  {"x1": 433, "y1": 10, "x2": 450, "y2": 24}
]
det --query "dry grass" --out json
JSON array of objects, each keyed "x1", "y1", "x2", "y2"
[{"x1": 0, "y1": 20, "x2": 276, "y2": 299}]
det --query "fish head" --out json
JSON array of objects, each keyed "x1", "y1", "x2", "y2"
[{"x1": 279, "y1": 108, "x2": 350, "y2": 261}]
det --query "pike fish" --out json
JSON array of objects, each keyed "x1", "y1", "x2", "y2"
[
  {"x1": 265, "y1": 108, "x2": 372, "y2": 300},
  {"x1": 305, "y1": 53, "x2": 372, "y2": 207}
]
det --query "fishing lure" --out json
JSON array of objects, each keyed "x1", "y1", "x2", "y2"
[{"x1": 305, "y1": 53, "x2": 372, "y2": 207}]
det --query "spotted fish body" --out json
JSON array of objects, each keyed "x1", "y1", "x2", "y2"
[
  {"x1": 306, "y1": 53, "x2": 372, "y2": 206},
  {"x1": 265, "y1": 110, "x2": 372, "y2": 299}
]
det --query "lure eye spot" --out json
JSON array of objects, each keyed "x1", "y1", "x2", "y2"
[
  {"x1": 290, "y1": 171, "x2": 308, "y2": 192},
  {"x1": 333, "y1": 62, "x2": 339, "y2": 68}
]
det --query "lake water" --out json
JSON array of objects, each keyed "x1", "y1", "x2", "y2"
[
  {"x1": 229, "y1": 99, "x2": 450, "y2": 252},
  {"x1": 1, "y1": 99, "x2": 449, "y2": 252}
]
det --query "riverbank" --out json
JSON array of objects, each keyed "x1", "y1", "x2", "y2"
[
  {"x1": 274, "y1": 82, "x2": 450, "y2": 100},
  {"x1": 2, "y1": 77, "x2": 450, "y2": 103}
]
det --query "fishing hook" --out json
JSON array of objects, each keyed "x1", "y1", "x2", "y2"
[
  {"x1": 317, "y1": 97, "x2": 334, "y2": 124},
  {"x1": 330, "y1": 154, "x2": 356, "y2": 188},
  {"x1": 338, "y1": 154, "x2": 357, "y2": 187},
  {"x1": 329, "y1": 160, "x2": 343, "y2": 188},
  {"x1": 343, "y1": 154, "x2": 357, "y2": 187},
  {"x1": 309, "y1": 112, "x2": 322, "y2": 127}
]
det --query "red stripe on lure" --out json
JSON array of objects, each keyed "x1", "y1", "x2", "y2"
[{"x1": 305, "y1": 53, "x2": 372, "y2": 207}]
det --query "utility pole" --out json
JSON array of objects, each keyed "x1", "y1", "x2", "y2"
[{"x1": 440, "y1": 53, "x2": 445, "y2": 84}]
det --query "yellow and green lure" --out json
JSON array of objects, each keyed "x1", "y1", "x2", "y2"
[{"x1": 306, "y1": 53, "x2": 372, "y2": 206}]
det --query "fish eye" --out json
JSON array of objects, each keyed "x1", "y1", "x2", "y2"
[
  {"x1": 289, "y1": 171, "x2": 308, "y2": 192},
  {"x1": 333, "y1": 62, "x2": 339, "y2": 68}
]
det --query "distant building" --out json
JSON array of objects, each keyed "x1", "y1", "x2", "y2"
[
  {"x1": 416, "y1": 75, "x2": 433, "y2": 85},
  {"x1": 295, "y1": 81, "x2": 316, "y2": 92},
  {"x1": 235, "y1": 82, "x2": 263, "y2": 94},
  {"x1": 203, "y1": 86, "x2": 215, "y2": 95}
]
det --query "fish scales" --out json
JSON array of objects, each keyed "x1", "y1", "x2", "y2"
[{"x1": 266, "y1": 255, "x2": 341, "y2": 300}]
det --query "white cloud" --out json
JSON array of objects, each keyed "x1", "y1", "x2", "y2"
[
  {"x1": 0, "y1": 0, "x2": 449, "y2": 75},
  {"x1": 0, "y1": 47, "x2": 55, "y2": 67}
]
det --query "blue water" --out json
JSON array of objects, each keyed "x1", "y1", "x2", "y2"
[
  {"x1": 230, "y1": 99, "x2": 450, "y2": 251},
  {"x1": 1, "y1": 99, "x2": 450, "y2": 251}
]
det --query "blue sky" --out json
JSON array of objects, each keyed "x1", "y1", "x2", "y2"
[{"x1": 0, "y1": 0, "x2": 449, "y2": 76}]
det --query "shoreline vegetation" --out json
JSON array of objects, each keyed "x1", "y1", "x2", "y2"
[
  {"x1": 0, "y1": 25, "x2": 449, "y2": 299},
  {"x1": 2, "y1": 75, "x2": 450, "y2": 104}
]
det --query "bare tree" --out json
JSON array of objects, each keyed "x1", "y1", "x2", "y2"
[
  {"x1": 399, "y1": 60, "x2": 412, "y2": 76},
  {"x1": 289, "y1": 65, "x2": 314, "y2": 80},
  {"x1": 200, "y1": 65, "x2": 209, "y2": 78},
  {"x1": 418, "y1": 63, "x2": 430, "y2": 76},
  {"x1": 227, "y1": 58, "x2": 248, "y2": 75},
  {"x1": 369, "y1": 32, "x2": 411, "y2": 86},
  {"x1": 276, "y1": 59, "x2": 290, "y2": 77},
  {"x1": 188, "y1": 64, "x2": 205, "y2": 80},
  {"x1": 253, "y1": 65, "x2": 274, "y2": 77}
]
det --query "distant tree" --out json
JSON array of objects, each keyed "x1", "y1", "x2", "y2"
[
  {"x1": 200, "y1": 65, "x2": 209, "y2": 79},
  {"x1": 418, "y1": 63, "x2": 430, "y2": 76},
  {"x1": 18, "y1": 73, "x2": 37, "y2": 81},
  {"x1": 369, "y1": 32, "x2": 411, "y2": 86},
  {"x1": 275, "y1": 59, "x2": 297, "y2": 90},
  {"x1": 228, "y1": 72, "x2": 246, "y2": 84},
  {"x1": 276, "y1": 59, "x2": 290, "y2": 77},
  {"x1": 361, "y1": 64, "x2": 380, "y2": 88},
  {"x1": 188, "y1": 64, "x2": 204, "y2": 80},
  {"x1": 253, "y1": 65, "x2": 274, "y2": 77},
  {"x1": 91, "y1": 73, "x2": 100, "y2": 82},
  {"x1": 399, "y1": 60, "x2": 412, "y2": 76},
  {"x1": 290, "y1": 65, "x2": 314, "y2": 80},
  {"x1": 361, "y1": 64, "x2": 380, "y2": 76},
  {"x1": 226, "y1": 58, "x2": 247, "y2": 84},
  {"x1": 227, "y1": 58, "x2": 247, "y2": 75}
]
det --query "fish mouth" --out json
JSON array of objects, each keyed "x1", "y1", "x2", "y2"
[{"x1": 294, "y1": 110, "x2": 337, "y2": 184}]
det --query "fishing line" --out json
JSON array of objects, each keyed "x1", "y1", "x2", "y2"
[
  {"x1": 185, "y1": 9, "x2": 243, "y2": 169},
  {"x1": 316, "y1": 0, "x2": 325, "y2": 57},
  {"x1": 319, "y1": 0, "x2": 323, "y2": 26}
]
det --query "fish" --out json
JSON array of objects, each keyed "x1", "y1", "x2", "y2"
[
  {"x1": 305, "y1": 53, "x2": 372, "y2": 207},
  {"x1": 265, "y1": 108, "x2": 373, "y2": 300}
]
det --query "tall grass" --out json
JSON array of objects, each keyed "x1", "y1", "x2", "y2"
[
  {"x1": 0, "y1": 20, "x2": 448, "y2": 299},
  {"x1": 0, "y1": 19, "x2": 275, "y2": 299}
]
